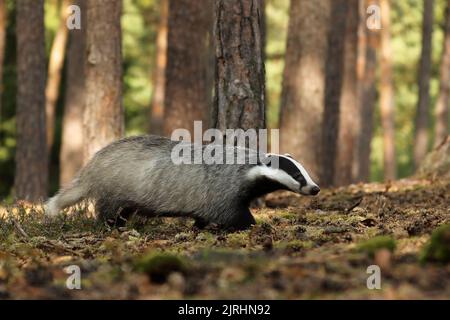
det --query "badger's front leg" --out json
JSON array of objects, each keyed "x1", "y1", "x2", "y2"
[
  {"x1": 227, "y1": 206, "x2": 256, "y2": 230},
  {"x1": 208, "y1": 206, "x2": 256, "y2": 231}
]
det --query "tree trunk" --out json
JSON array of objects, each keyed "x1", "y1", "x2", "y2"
[
  {"x1": 15, "y1": 0, "x2": 48, "y2": 201},
  {"x1": 46, "y1": 0, "x2": 70, "y2": 153},
  {"x1": 83, "y1": 0, "x2": 124, "y2": 163},
  {"x1": 0, "y1": 0, "x2": 6, "y2": 124},
  {"x1": 320, "y1": 0, "x2": 348, "y2": 187},
  {"x1": 434, "y1": 0, "x2": 450, "y2": 147},
  {"x1": 213, "y1": 0, "x2": 265, "y2": 132},
  {"x1": 149, "y1": 0, "x2": 168, "y2": 135},
  {"x1": 60, "y1": 0, "x2": 86, "y2": 186},
  {"x1": 413, "y1": 0, "x2": 435, "y2": 169},
  {"x1": 163, "y1": 0, "x2": 214, "y2": 136},
  {"x1": 334, "y1": 0, "x2": 359, "y2": 186},
  {"x1": 279, "y1": 0, "x2": 330, "y2": 181},
  {"x1": 379, "y1": 0, "x2": 397, "y2": 180},
  {"x1": 356, "y1": 0, "x2": 379, "y2": 182}
]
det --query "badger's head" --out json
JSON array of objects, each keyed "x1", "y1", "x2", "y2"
[{"x1": 247, "y1": 153, "x2": 320, "y2": 196}]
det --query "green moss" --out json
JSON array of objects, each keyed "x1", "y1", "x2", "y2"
[
  {"x1": 226, "y1": 232, "x2": 249, "y2": 248},
  {"x1": 356, "y1": 236, "x2": 396, "y2": 257},
  {"x1": 134, "y1": 252, "x2": 187, "y2": 283},
  {"x1": 420, "y1": 224, "x2": 450, "y2": 264},
  {"x1": 277, "y1": 240, "x2": 314, "y2": 252}
]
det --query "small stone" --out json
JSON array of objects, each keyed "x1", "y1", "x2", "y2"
[
  {"x1": 262, "y1": 237, "x2": 273, "y2": 251},
  {"x1": 167, "y1": 272, "x2": 186, "y2": 292}
]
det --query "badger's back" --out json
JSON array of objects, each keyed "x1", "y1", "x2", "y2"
[{"x1": 77, "y1": 135, "x2": 253, "y2": 216}]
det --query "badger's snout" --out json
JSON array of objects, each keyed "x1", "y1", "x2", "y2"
[
  {"x1": 299, "y1": 185, "x2": 320, "y2": 196},
  {"x1": 310, "y1": 186, "x2": 320, "y2": 195}
]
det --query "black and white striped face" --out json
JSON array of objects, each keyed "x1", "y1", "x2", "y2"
[{"x1": 254, "y1": 153, "x2": 320, "y2": 196}]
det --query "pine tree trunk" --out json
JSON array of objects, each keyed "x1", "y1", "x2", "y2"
[
  {"x1": 413, "y1": 0, "x2": 435, "y2": 169},
  {"x1": 60, "y1": 0, "x2": 86, "y2": 186},
  {"x1": 149, "y1": 0, "x2": 168, "y2": 135},
  {"x1": 46, "y1": 0, "x2": 70, "y2": 153},
  {"x1": 83, "y1": 0, "x2": 124, "y2": 163},
  {"x1": 434, "y1": 0, "x2": 450, "y2": 147},
  {"x1": 320, "y1": 0, "x2": 348, "y2": 187},
  {"x1": 279, "y1": 0, "x2": 330, "y2": 181},
  {"x1": 379, "y1": 0, "x2": 397, "y2": 180},
  {"x1": 163, "y1": 0, "x2": 214, "y2": 136},
  {"x1": 0, "y1": 0, "x2": 6, "y2": 123},
  {"x1": 356, "y1": 0, "x2": 379, "y2": 182},
  {"x1": 15, "y1": 0, "x2": 48, "y2": 201},
  {"x1": 213, "y1": 0, "x2": 265, "y2": 132},
  {"x1": 335, "y1": 0, "x2": 359, "y2": 186}
]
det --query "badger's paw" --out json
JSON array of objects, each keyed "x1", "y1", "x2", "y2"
[{"x1": 44, "y1": 197, "x2": 61, "y2": 218}]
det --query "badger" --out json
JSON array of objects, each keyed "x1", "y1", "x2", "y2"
[{"x1": 45, "y1": 135, "x2": 320, "y2": 230}]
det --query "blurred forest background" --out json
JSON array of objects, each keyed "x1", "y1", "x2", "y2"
[{"x1": 0, "y1": 0, "x2": 449, "y2": 201}]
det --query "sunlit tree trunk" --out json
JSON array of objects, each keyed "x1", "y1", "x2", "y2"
[
  {"x1": 149, "y1": 0, "x2": 168, "y2": 135},
  {"x1": 321, "y1": 0, "x2": 348, "y2": 187},
  {"x1": 163, "y1": 0, "x2": 214, "y2": 136},
  {"x1": 60, "y1": 0, "x2": 86, "y2": 186},
  {"x1": 83, "y1": 0, "x2": 124, "y2": 163},
  {"x1": 46, "y1": 0, "x2": 70, "y2": 153},
  {"x1": 279, "y1": 0, "x2": 330, "y2": 181},
  {"x1": 0, "y1": 0, "x2": 6, "y2": 124},
  {"x1": 356, "y1": 0, "x2": 379, "y2": 182},
  {"x1": 413, "y1": 0, "x2": 434, "y2": 169},
  {"x1": 335, "y1": 0, "x2": 359, "y2": 186},
  {"x1": 15, "y1": 0, "x2": 48, "y2": 201},
  {"x1": 213, "y1": 0, "x2": 265, "y2": 133},
  {"x1": 434, "y1": 0, "x2": 450, "y2": 147},
  {"x1": 379, "y1": 0, "x2": 397, "y2": 180}
]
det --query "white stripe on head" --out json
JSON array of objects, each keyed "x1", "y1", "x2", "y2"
[
  {"x1": 247, "y1": 165, "x2": 300, "y2": 192},
  {"x1": 266, "y1": 153, "x2": 319, "y2": 191}
]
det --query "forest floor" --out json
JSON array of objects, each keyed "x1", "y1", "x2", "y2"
[{"x1": 0, "y1": 178, "x2": 449, "y2": 299}]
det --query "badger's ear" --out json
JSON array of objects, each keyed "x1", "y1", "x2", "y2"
[
  {"x1": 260, "y1": 154, "x2": 272, "y2": 166},
  {"x1": 284, "y1": 153, "x2": 293, "y2": 158}
]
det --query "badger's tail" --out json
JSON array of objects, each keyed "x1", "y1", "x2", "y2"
[{"x1": 45, "y1": 179, "x2": 86, "y2": 217}]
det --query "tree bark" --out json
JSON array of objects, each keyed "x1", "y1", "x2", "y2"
[
  {"x1": 60, "y1": 0, "x2": 86, "y2": 186},
  {"x1": 163, "y1": 0, "x2": 214, "y2": 136},
  {"x1": 83, "y1": 0, "x2": 124, "y2": 163},
  {"x1": 213, "y1": 0, "x2": 265, "y2": 132},
  {"x1": 15, "y1": 0, "x2": 48, "y2": 201},
  {"x1": 0, "y1": 0, "x2": 6, "y2": 124},
  {"x1": 46, "y1": 0, "x2": 70, "y2": 153},
  {"x1": 149, "y1": 0, "x2": 168, "y2": 135},
  {"x1": 379, "y1": 0, "x2": 397, "y2": 180},
  {"x1": 356, "y1": 0, "x2": 379, "y2": 182},
  {"x1": 320, "y1": 0, "x2": 348, "y2": 187},
  {"x1": 335, "y1": 0, "x2": 359, "y2": 186},
  {"x1": 413, "y1": 0, "x2": 435, "y2": 169},
  {"x1": 434, "y1": 0, "x2": 450, "y2": 147},
  {"x1": 279, "y1": 0, "x2": 330, "y2": 181}
]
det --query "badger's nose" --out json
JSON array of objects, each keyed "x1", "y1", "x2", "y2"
[{"x1": 310, "y1": 186, "x2": 320, "y2": 195}]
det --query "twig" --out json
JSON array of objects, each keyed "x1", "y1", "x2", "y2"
[
  {"x1": 11, "y1": 217, "x2": 29, "y2": 239},
  {"x1": 346, "y1": 196, "x2": 363, "y2": 213}
]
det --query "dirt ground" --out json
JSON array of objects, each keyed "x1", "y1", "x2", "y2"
[{"x1": 0, "y1": 178, "x2": 449, "y2": 299}]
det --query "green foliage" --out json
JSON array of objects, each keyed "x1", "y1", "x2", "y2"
[
  {"x1": 420, "y1": 224, "x2": 450, "y2": 264},
  {"x1": 356, "y1": 235, "x2": 396, "y2": 257}
]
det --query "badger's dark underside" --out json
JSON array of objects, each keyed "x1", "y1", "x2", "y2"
[{"x1": 95, "y1": 198, "x2": 256, "y2": 231}]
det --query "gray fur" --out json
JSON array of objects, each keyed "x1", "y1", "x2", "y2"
[{"x1": 46, "y1": 135, "x2": 318, "y2": 230}]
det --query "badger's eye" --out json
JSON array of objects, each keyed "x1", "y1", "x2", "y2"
[{"x1": 293, "y1": 173, "x2": 306, "y2": 186}]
